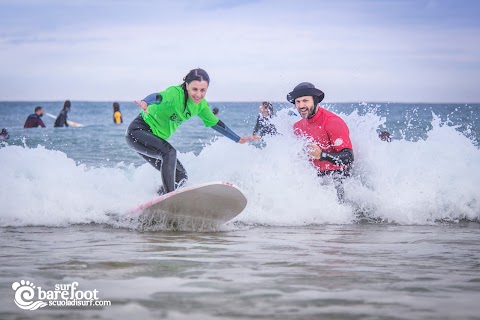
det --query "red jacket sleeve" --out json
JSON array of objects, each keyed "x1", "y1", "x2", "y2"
[{"x1": 324, "y1": 116, "x2": 352, "y2": 152}]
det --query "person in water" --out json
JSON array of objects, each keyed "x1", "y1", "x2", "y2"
[
  {"x1": 24, "y1": 106, "x2": 46, "y2": 128},
  {"x1": 379, "y1": 131, "x2": 392, "y2": 142},
  {"x1": 126, "y1": 68, "x2": 260, "y2": 195},
  {"x1": 252, "y1": 101, "x2": 277, "y2": 137},
  {"x1": 113, "y1": 102, "x2": 123, "y2": 124},
  {"x1": 287, "y1": 82, "x2": 354, "y2": 201},
  {"x1": 54, "y1": 100, "x2": 71, "y2": 127},
  {"x1": 0, "y1": 128, "x2": 9, "y2": 141}
]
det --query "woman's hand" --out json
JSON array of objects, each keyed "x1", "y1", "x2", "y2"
[
  {"x1": 134, "y1": 100, "x2": 148, "y2": 114},
  {"x1": 238, "y1": 136, "x2": 261, "y2": 144}
]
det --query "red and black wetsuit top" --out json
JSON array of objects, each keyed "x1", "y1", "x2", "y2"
[
  {"x1": 24, "y1": 114, "x2": 46, "y2": 128},
  {"x1": 294, "y1": 107, "x2": 353, "y2": 172}
]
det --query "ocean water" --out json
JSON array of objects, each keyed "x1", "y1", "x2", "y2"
[{"x1": 0, "y1": 101, "x2": 479, "y2": 319}]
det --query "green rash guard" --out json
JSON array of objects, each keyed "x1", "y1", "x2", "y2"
[{"x1": 141, "y1": 85, "x2": 219, "y2": 140}]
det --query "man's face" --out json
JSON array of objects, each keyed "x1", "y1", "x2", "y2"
[
  {"x1": 37, "y1": 108, "x2": 44, "y2": 116},
  {"x1": 294, "y1": 96, "x2": 316, "y2": 119}
]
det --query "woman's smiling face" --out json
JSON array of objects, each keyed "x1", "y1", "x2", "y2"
[{"x1": 186, "y1": 80, "x2": 209, "y2": 104}]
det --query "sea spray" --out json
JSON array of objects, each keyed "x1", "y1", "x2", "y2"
[{"x1": 1, "y1": 106, "x2": 479, "y2": 228}]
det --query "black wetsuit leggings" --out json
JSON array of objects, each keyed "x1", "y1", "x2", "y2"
[
  {"x1": 126, "y1": 115, "x2": 187, "y2": 194},
  {"x1": 318, "y1": 169, "x2": 350, "y2": 203}
]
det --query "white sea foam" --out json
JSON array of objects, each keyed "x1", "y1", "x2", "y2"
[
  {"x1": 0, "y1": 110, "x2": 479, "y2": 227},
  {"x1": 0, "y1": 145, "x2": 158, "y2": 227}
]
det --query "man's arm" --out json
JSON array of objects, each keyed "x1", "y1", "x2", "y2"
[
  {"x1": 320, "y1": 148, "x2": 354, "y2": 166},
  {"x1": 322, "y1": 116, "x2": 354, "y2": 165}
]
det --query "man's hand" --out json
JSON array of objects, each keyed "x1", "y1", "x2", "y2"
[{"x1": 307, "y1": 143, "x2": 322, "y2": 159}]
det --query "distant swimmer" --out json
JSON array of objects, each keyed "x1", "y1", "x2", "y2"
[
  {"x1": 113, "y1": 102, "x2": 123, "y2": 124},
  {"x1": 54, "y1": 100, "x2": 71, "y2": 127},
  {"x1": 253, "y1": 101, "x2": 277, "y2": 137},
  {"x1": 0, "y1": 128, "x2": 9, "y2": 141},
  {"x1": 24, "y1": 106, "x2": 46, "y2": 128},
  {"x1": 126, "y1": 68, "x2": 260, "y2": 195},
  {"x1": 379, "y1": 131, "x2": 392, "y2": 142},
  {"x1": 212, "y1": 107, "x2": 219, "y2": 117},
  {"x1": 287, "y1": 82, "x2": 354, "y2": 202}
]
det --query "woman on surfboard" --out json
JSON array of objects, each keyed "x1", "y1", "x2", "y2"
[{"x1": 126, "y1": 68, "x2": 259, "y2": 195}]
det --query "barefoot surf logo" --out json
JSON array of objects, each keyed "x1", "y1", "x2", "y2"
[
  {"x1": 12, "y1": 279, "x2": 111, "y2": 310},
  {"x1": 12, "y1": 280, "x2": 48, "y2": 310}
]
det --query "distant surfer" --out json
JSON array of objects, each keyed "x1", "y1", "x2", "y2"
[
  {"x1": 54, "y1": 100, "x2": 71, "y2": 127},
  {"x1": 0, "y1": 128, "x2": 9, "y2": 141},
  {"x1": 287, "y1": 82, "x2": 354, "y2": 201},
  {"x1": 113, "y1": 102, "x2": 123, "y2": 124},
  {"x1": 24, "y1": 106, "x2": 46, "y2": 128},
  {"x1": 379, "y1": 131, "x2": 392, "y2": 142},
  {"x1": 252, "y1": 101, "x2": 277, "y2": 137},
  {"x1": 126, "y1": 68, "x2": 260, "y2": 195}
]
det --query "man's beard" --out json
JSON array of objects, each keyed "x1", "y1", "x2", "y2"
[
  {"x1": 307, "y1": 105, "x2": 318, "y2": 119},
  {"x1": 298, "y1": 103, "x2": 318, "y2": 119}
]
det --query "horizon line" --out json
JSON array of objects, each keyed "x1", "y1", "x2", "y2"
[{"x1": 0, "y1": 100, "x2": 479, "y2": 105}]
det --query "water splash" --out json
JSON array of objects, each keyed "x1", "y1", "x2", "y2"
[{"x1": 1, "y1": 109, "x2": 479, "y2": 228}]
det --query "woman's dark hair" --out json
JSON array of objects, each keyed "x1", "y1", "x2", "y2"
[
  {"x1": 113, "y1": 102, "x2": 120, "y2": 112},
  {"x1": 180, "y1": 68, "x2": 210, "y2": 111},
  {"x1": 63, "y1": 100, "x2": 71, "y2": 110},
  {"x1": 262, "y1": 101, "x2": 274, "y2": 118}
]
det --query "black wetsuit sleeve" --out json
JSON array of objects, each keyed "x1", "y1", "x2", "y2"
[
  {"x1": 142, "y1": 93, "x2": 162, "y2": 105},
  {"x1": 320, "y1": 148, "x2": 354, "y2": 166},
  {"x1": 211, "y1": 119, "x2": 241, "y2": 143},
  {"x1": 39, "y1": 117, "x2": 46, "y2": 128}
]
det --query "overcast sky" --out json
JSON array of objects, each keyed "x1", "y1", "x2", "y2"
[{"x1": 0, "y1": 0, "x2": 479, "y2": 102}]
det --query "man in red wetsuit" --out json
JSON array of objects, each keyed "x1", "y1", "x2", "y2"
[{"x1": 287, "y1": 82, "x2": 354, "y2": 201}]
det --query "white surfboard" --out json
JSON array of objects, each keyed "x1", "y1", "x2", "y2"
[
  {"x1": 130, "y1": 182, "x2": 247, "y2": 229},
  {"x1": 45, "y1": 113, "x2": 84, "y2": 127}
]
